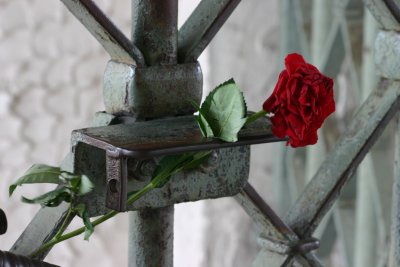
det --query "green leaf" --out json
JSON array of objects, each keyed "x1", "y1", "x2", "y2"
[
  {"x1": 196, "y1": 79, "x2": 247, "y2": 142},
  {"x1": 9, "y1": 164, "x2": 62, "y2": 196},
  {"x1": 75, "y1": 204, "x2": 94, "y2": 240},
  {"x1": 60, "y1": 172, "x2": 93, "y2": 196},
  {"x1": 78, "y1": 175, "x2": 94, "y2": 196},
  {"x1": 151, "y1": 154, "x2": 191, "y2": 188},
  {"x1": 21, "y1": 187, "x2": 72, "y2": 207}
]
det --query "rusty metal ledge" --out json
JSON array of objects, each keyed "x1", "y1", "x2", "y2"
[{"x1": 71, "y1": 114, "x2": 284, "y2": 159}]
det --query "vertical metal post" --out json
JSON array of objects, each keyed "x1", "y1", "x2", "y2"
[
  {"x1": 131, "y1": 0, "x2": 177, "y2": 66},
  {"x1": 129, "y1": 0, "x2": 178, "y2": 266}
]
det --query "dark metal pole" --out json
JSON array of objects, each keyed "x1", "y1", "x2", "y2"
[
  {"x1": 129, "y1": 0, "x2": 178, "y2": 266},
  {"x1": 132, "y1": 0, "x2": 178, "y2": 66}
]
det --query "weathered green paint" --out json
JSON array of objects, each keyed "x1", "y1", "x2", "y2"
[
  {"x1": 60, "y1": 0, "x2": 143, "y2": 65},
  {"x1": 177, "y1": 0, "x2": 241, "y2": 63},
  {"x1": 103, "y1": 61, "x2": 203, "y2": 119},
  {"x1": 236, "y1": 184, "x2": 322, "y2": 266},
  {"x1": 131, "y1": 0, "x2": 177, "y2": 66},
  {"x1": 130, "y1": 0, "x2": 178, "y2": 265},
  {"x1": 71, "y1": 115, "x2": 252, "y2": 216},
  {"x1": 129, "y1": 206, "x2": 174, "y2": 267},
  {"x1": 375, "y1": 31, "x2": 400, "y2": 80}
]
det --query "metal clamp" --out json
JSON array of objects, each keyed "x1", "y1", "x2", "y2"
[{"x1": 103, "y1": 61, "x2": 203, "y2": 119}]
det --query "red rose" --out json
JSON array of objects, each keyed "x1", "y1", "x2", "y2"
[{"x1": 263, "y1": 53, "x2": 335, "y2": 147}]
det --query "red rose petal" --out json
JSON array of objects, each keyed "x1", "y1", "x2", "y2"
[{"x1": 285, "y1": 53, "x2": 306, "y2": 75}]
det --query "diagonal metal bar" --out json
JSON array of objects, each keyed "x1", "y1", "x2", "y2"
[
  {"x1": 236, "y1": 183, "x2": 323, "y2": 266},
  {"x1": 10, "y1": 202, "x2": 73, "y2": 260},
  {"x1": 60, "y1": 0, "x2": 145, "y2": 66},
  {"x1": 285, "y1": 79, "x2": 400, "y2": 239},
  {"x1": 178, "y1": 0, "x2": 241, "y2": 63},
  {"x1": 384, "y1": 0, "x2": 400, "y2": 22},
  {"x1": 236, "y1": 183, "x2": 297, "y2": 241}
]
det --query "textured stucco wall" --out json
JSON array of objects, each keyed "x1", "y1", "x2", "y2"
[{"x1": 0, "y1": 1, "x2": 278, "y2": 266}]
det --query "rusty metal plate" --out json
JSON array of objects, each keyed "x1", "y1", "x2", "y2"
[{"x1": 71, "y1": 115, "x2": 281, "y2": 159}]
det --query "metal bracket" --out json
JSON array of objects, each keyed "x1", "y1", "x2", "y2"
[{"x1": 71, "y1": 115, "x2": 284, "y2": 213}]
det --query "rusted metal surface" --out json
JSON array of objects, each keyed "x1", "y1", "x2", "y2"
[
  {"x1": 0, "y1": 251, "x2": 59, "y2": 267},
  {"x1": 60, "y1": 0, "x2": 144, "y2": 65},
  {"x1": 72, "y1": 115, "x2": 281, "y2": 159},
  {"x1": 103, "y1": 61, "x2": 203, "y2": 119},
  {"x1": 71, "y1": 115, "x2": 281, "y2": 214},
  {"x1": 129, "y1": 206, "x2": 174, "y2": 267},
  {"x1": 178, "y1": 0, "x2": 242, "y2": 63},
  {"x1": 106, "y1": 154, "x2": 128, "y2": 211}
]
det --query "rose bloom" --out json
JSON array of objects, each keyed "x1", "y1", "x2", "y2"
[{"x1": 263, "y1": 53, "x2": 335, "y2": 148}]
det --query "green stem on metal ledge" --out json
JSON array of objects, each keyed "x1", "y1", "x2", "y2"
[
  {"x1": 29, "y1": 151, "x2": 211, "y2": 259},
  {"x1": 245, "y1": 110, "x2": 267, "y2": 126}
]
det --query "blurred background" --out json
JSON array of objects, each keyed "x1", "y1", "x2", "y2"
[{"x1": 0, "y1": 0, "x2": 396, "y2": 266}]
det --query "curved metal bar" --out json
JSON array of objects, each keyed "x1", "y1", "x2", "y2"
[{"x1": 384, "y1": 0, "x2": 400, "y2": 23}]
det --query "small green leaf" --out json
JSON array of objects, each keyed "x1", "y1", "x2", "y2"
[
  {"x1": 21, "y1": 187, "x2": 72, "y2": 207},
  {"x1": 75, "y1": 204, "x2": 94, "y2": 240},
  {"x1": 9, "y1": 164, "x2": 62, "y2": 196},
  {"x1": 196, "y1": 79, "x2": 247, "y2": 142},
  {"x1": 78, "y1": 175, "x2": 94, "y2": 196}
]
